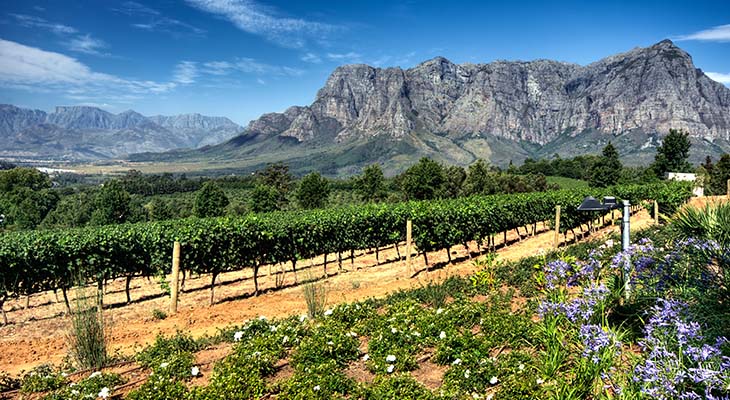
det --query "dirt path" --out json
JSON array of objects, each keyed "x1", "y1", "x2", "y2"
[{"x1": 0, "y1": 208, "x2": 654, "y2": 376}]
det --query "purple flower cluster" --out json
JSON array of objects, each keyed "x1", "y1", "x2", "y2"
[
  {"x1": 537, "y1": 284, "x2": 609, "y2": 323},
  {"x1": 633, "y1": 299, "x2": 730, "y2": 400},
  {"x1": 544, "y1": 259, "x2": 575, "y2": 289},
  {"x1": 580, "y1": 324, "x2": 620, "y2": 364}
]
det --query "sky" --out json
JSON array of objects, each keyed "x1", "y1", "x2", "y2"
[{"x1": 0, "y1": 0, "x2": 729, "y2": 126}]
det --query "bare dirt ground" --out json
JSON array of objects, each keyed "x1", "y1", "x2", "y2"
[{"x1": 1, "y1": 208, "x2": 659, "y2": 377}]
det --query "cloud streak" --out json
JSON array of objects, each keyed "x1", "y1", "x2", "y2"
[
  {"x1": 0, "y1": 38, "x2": 176, "y2": 101},
  {"x1": 185, "y1": 0, "x2": 338, "y2": 48},
  {"x1": 8, "y1": 13, "x2": 77, "y2": 35},
  {"x1": 114, "y1": 1, "x2": 206, "y2": 37},
  {"x1": 706, "y1": 72, "x2": 730, "y2": 85},
  {"x1": 675, "y1": 24, "x2": 730, "y2": 42},
  {"x1": 9, "y1": 13, "x2": 112, "y2": 57}
]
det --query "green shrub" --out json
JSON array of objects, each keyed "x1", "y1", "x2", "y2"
[
  {"x1": 44, "y1": 372, "x2": 124, "y2": 400},
  {"x1": 302, "y1": 278, "x2": 327, "y2": 319},
  {"x1": 361, "y1": 373, "x2": 435, "y2": 399},
  {"x1": 136, "y1": 331, "x2": 200, "y2": 369},
  {"x1": 66, "y1": 287, "x2": 108, "y2": 370},
  {"x1": 275, "y1": 361, "x2": 356, "y2": 400},
  {"x1": 188, "y1": 357, "x2": 267, "y2": 400},
  {"x1": 19, "y1": 364, "x2": 67, "y2": 393},
  {"x1": 127, "y1": 376, "x2": 189, "y2": 400},
  {"x1": 291, "y1": 324, "x2": 359, "y2": 368}
]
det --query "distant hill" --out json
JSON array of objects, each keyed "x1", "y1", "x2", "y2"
[
  {"x1": 133, "y1": 40, "x2": 730, "y2": 176},
  {"x1": 0, "y1": 105, "x2": 242, "y2": 161}
]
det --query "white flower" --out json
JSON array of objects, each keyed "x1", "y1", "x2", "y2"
[
  {"x1": 160, "y1": 362, "x2": 169, "y2": 369},
  {"x1": 282, "y1": 335, "x2": 289, "y2": 344},
  {"x1": 489, "y1": 376, "x2": 498, "y2": 385},
  {"x1": 70, "y1": 389, "x2": 80, "y2": 395},
  {"x1": 605, "y1": 239, "x2": 615, "y2": 247},
  {"x1": 412, "y1": 331, "x2": 421, "y2": 337},
  {"x1": 258, "y1": 315, "x2": 267, "y2": 321},
  {"x1": 61, "y1": 372, "x2": 68, "y2": 377},
  {"x1": 327, "y1": 341, "x2": 334, "y2": 346},
  {"x1": 324, "y1": 309, "x2": 333, "y2": 316},
  {"x1": 386, "y1": 354, "x2": 396, "y2": 362},
  {"x1": 391, "y1": 327, "x2": 398, "y2": 334},
  {"x1": 98, "y1": 387, "x2": 110, "y2": 398},
  {"x1": 537, "y1": 378, "x2": 545, "y2": 385},
  {"x1": 471, "y1": 393, "x2": 480, "y2": 399},
  {"x1": 89, "y1": 371, "x2": 101, "y2": 379},
  {"x1": 313, "y1": 385, "x2": 320, "y2": 391},
  {"x1": 486, "y1": 395, "x2": 494, "y2": 400},
  {"x1": 191, "y1": 366, "x2": 200, "y2": 376},
  {"x1": 518, "y1": 363, "x2": 525, "y2": 371},
  {"x1": 387, "y1": 365, "x2": 395, "y2": 373},
  {"x1": 234, "y1": 331, "x2": 244, "y2": 341},
  {"x1": 436, "y1": 308, "x2": 444, "y2": 314},
  {"x1": 362, "y1": 354, "x2": 370, "y2": 361},
  {"x1": 452, "y1": 358, "x2": 462, "y2": 365},
  {"x1": 270, "y1": 325, "x2": 277, "y2": 332},
  {"x1": 464, "y1": 369, "x2": 471, "y2": 378},
  {"x1": 439, "y1": 331, "x2": 447, "y2": 339},
  {"x1": 299, "y1": 314, "x2": 307, "y2": 322},
  {"x1": 347, "y1": 331, "x2": 358, "y2": 337}
]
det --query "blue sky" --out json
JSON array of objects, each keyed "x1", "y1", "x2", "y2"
[{"x1": 0, "y1": 0, "x2": 729, "y2": 126}]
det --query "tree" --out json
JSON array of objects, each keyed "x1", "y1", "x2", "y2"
[
  {"x1": 400, "y1": 158, "x2": 446, "y2": 200},
  {"x1": 355, "y1": 164, "x2": 387, "y2": 202},
  {"x1": 146, "y1": 198, "x2": 173, "y2": 221},
  {"x1": 652, "y1": 129, "x2": 692, "y2": 177},
  {"x1": 295, "y1": 172, "x2": 330, "y2": 209},
  {"x1": 702, "y1": 156, "x2": 714, "y2": 175},
  {"x1": 462, "y1": 160, "x2": 496, "y2": 196},
  {"x1": 589, "y1": 142, "x2": 622, "y2": 187},
  {"x1": 710, "y1": 154, "x2": 730, "y2": 195},
  {"x1": 256, "y1": 163, "x2": 293, "y2": 207},
  {"x1": 40, "y1": 191, "x2": 94, "y2": 228},
  {"x1": 194, "y1": 181, "x2": 229, "y2": 218},
  {"x1": 443, "y1": 165, "x2": 466, "y2": 198},
  {"x1": 90, "y1": 180, "x2": 133, "y2": 225},
  {"x1": 250, "y1": 184, "x2": 280, "y2": 213},
  {"x1": 0, "y1": 167, "x2": 58, "y2": 230}
]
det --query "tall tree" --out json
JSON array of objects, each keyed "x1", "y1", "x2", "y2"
[
  {"x1": 295, "y1": 172, "x2": 330, "y2": 209},
  {"x1": 193, "y1": 181, "x2": 229, "y2": 218},
  {"x1": 90, "y1": 180, "x2": 133, "y2": 225},
  {"x1": 355, "y1": 164, "x2": 387, "y2": 203},
  {"x1": 462, "y1": 160, "x2": 496, "y2": 196},
  {"x1": 710, "y1": 154, "x2": 730, "y2": 195},
  {"x1": 590, "y1": 142, "x2": 622, "y2": 187},
  {"x1": 652, "y1": 129, "x2": 692, "y2": 177},
  {"x1": 443, "y1": 165, "x2": 467, "y2": 198},
  {"x1": 0, "y1": 167, "x2": 58, "y2": 230},
  {"x1": 256, "y1": 163, "x2": 293, "y2": 208},
  {"x1": 400, "y1": 157, "x2": 446, "y2": 200},
  {"x1": 250, "y1": 184, "x2": 280, "y2": 213}
]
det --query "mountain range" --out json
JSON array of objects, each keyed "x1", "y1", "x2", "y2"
[
  {"x1": 3, "y1": 39, "x2": 730, "y2": 175},
  {"x1": 133, "y1": 39, "x2": 730, "y2": 175},
  {"x1": 0, "y1": 105, "x2": 242, "y2": 161}
]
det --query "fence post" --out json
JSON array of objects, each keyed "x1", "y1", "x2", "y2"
[
  {"x1": 553, "y1": 205, "x2": 561, "y2": 249},
  {"x1": 654, "y1": 200, "x2": 659, "y2": 225},
  {"x1": 170, "y1": 241, "x2": 181, "y2": 314},
  {"x1": 405, "y1": 220, "x2": 412, "y2": 271},
  {"x1": 727, "y1": 179, "x2": 729, "y2": 200}
]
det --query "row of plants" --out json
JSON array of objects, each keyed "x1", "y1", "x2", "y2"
[
  {"x1": 0, "y1": 182, "x2": 691, "y2": 315},
  {"x1": 10, "y1": 201, "x2": 730, "y2": 399}
]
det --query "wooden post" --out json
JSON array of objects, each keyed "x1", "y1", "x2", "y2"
[
  {"x1": 727, "y1": 179, "x2": 730, "y2": 199},
  {"x1": 170, "y1": 241, "x2": 181, "y2": 314},
  {"x1": 553, "y1": 205, "x2": 561, "y2": 249},
  {"x1": 405, "y1": 220, "x2": 412, "y2": 271},
  {"x1": 653, "y1": 200, "x2": 659, "y2": 225}
]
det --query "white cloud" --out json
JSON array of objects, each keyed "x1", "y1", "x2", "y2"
[
  {"x1": 185, "y1": 0, "x2": 338, "y2": 48},
  {"x1": 200, "y1": 58, "x2": 303, "y2": 76},
  {"x1": 326, "y1": 52, "x2": 362, "y2": 63},
  {"x1": 9, "y1": 13, "x2": 77, "y2": 35},
  {"x1": 173, "y1": 61, "x2": 199, "y2": 84},
  {"x1": 301, "y1": 52, "x2": 322, "y2": 63},
  {"x1": 115, "y1": 1, "x2": 205, "y2": 36},
  {"x1": 705, "y1": 72, "x2": 730, "y2": 85},
  {"x1": 0, "y1": 38, "x2": 176, "y2": 98},
  {"x1": 256, "y1": 78, "x2": 266, "y2": 85},
  {"x1": 67, "y1": 34, "x2": 108, "y2": 55},
  {"x1": 676, "y1": 24, "x2": 730, "y2": 42}
]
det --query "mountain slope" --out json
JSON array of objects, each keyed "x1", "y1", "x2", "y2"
[
  {"x1": 0, "y1": 106, "x2": 243, "y2": 160},
  {"x1": 139, "y1": 39, "x2": 729, "y2": 175}
]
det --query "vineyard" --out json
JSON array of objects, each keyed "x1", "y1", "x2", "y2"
[{"x1": 0, "y1": 182, "x2": 691, "y2": 322}]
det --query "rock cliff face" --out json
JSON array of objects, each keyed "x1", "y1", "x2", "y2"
[
  {"x1": 245, "y1": 40, "x2": 730, "y2": 146},
  {"x1": 0, "y1": 105, "x2": 242, "y2": 160}
]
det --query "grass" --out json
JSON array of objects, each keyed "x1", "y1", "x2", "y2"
[
  {"x1": 546, "y1": 176, "x2": 589, "y2": 190},
  {"x1": 66, "y1": 286, "x2": 109, "y2": 370}
]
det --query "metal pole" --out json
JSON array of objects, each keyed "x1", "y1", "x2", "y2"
[
  {"x1": 622, "y1": 200, "x2": 631, "y2": 298},
  {"x1": 621, "y1": 201, "x2": 630, "y2": 251}
]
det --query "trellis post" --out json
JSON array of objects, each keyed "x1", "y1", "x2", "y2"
[{"x1": 170, "y1": 241, "x2": 181, "y2": 314}]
